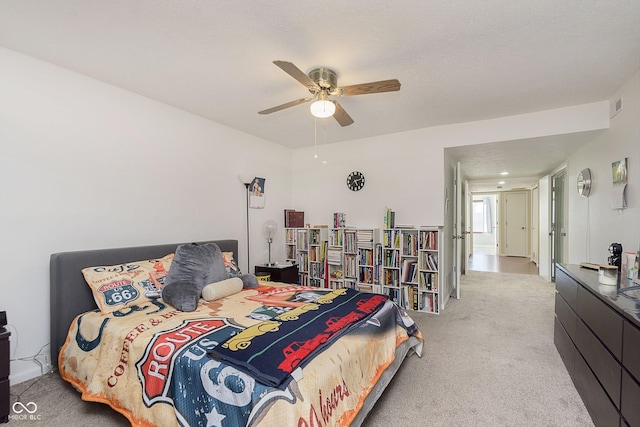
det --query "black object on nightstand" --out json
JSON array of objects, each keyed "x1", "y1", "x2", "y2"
[
  {"x1": 0, "y1": 328, "x2": 10, "y2": 424},
  {"x1": 255, "y1": 264, "x2": 299, "y2": 284}
]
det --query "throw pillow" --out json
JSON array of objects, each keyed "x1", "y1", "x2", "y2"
[
  {"x1": 161, "y1": 242, "x2": 227, "y2": 311},
  {"x1": 201, "y1": 277, "x2": 243, "y2": 301},
  {"x1": 82, "y1": 253, "x2": 174, "y2": 314}
]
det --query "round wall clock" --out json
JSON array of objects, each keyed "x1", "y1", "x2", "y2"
[
  {"x1": 346, "y1": 171, "x2": 365, "y2": 191},
  {"x1": 577, "y1": 168, "x2": 592, "y2": 197}
]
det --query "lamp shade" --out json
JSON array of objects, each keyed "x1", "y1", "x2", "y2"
[
  {"x1": 309, "y1": 92, "x2": 335, "y2": 118},
  {"x1": 263, "y1": 219, "x2": 278, "y2": 240}
]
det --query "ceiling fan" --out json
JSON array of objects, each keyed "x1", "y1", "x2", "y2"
[{"x1": 258, "y1": 60, "x2": 401, "y2": 127}]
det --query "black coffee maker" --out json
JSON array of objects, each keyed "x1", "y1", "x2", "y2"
[{"x1": 608, "y1": 243, "x2": 623, "y2": 271}]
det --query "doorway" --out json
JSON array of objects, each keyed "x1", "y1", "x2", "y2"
[
  {"x1": 551, "y1": 169, "x2": 567, "y2": 281},
  {"x1": 471, "y1": 194, "x2": 497, "y2": 255},
  {"x1": 504, "y1": 191, "x2": 528, "y2": 257},
  {"x1": 469, "y1": 191, "x2": 539, "y2": 275}
]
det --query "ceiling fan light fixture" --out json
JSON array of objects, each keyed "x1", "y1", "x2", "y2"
[{"x1": 309, "y1": 92, "x2": 335, "y2": 118}]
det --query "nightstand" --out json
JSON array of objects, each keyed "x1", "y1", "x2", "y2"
[
  {"x1": 255, "y1": 264, "x2": 299, "y2": 284},
  {"x1": 0, "y1": 329, "x2": 9, "y2": 424}
]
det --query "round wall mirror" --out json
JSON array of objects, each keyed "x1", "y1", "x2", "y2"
[{"x1": 577, "y1": 168, "x2": 592, "y2": 197}]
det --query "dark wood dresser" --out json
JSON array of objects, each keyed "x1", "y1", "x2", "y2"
[
  {"x1": 255, "y1": 263, "x2": 299, "y2": 284},
  {"x1": 554, "y1": 264, "x2": 640, "y2": 427},
  {"x1": 0, "y1": 329, "x2": 9, "y2": 423}
]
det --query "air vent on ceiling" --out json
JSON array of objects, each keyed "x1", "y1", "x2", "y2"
[{"x1": 610, "y1": 95, "x2": 623, "y2": 119}]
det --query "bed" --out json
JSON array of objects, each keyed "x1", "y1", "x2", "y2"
[{"x1": 50, "y1": 239, "x2": 423, "y2": 426}]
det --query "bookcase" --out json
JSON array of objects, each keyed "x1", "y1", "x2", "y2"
[
  {"x1": 285, "y1": 227, "x2": 328, "y2": 287},
  {"x1": 380, "y1": 228, "x2": 401, "y2": 303},
  {"x1": 416, "y1": 227, "x2": 441, "y2": 314},
  {"x1": 296, "y1": 228, "x2": 310, "y2": 285},
  {"x1": 356, "y1": 228, "x2": 380, "y2": 293},
  {"x1": 285, "y1": 225, "x2": 443, "y2": 314},
  {"x1": 308, "y1": 228, "x2": 328, "y2": 287},
  {"x1": 327, "y1": 228, "x2": 357, "y2": 289},
  {"x1": 400, "y1": 228, "x2": 419, "y2": 310},
  {"x1": 285, "y1": 228, "x2": 297, "y2": 264}
]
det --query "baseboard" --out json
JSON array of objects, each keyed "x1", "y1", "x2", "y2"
[{"x1": 9, "y1": 362, "x2": 51, "y2": 386}]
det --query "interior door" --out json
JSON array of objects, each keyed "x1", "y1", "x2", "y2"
[
  {"x1": 531, "y1": 186, "x2": 539, "y2": 265},
  {"x1": 464, "y1": 179, "x2": 471, "y2": 274},
  {"x1": 453, "y1": 162, "x2": 462, "y2": 298},
  {"x1": 504, "y1": 191, "x2": 528, "y2": 257},
  {"x1": 551, "y1": 170, "x2": 567, "y2": 280}
]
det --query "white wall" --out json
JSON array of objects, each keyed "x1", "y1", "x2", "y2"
[
  {"x1": 566, "y1": 71, "x2": 640, "y2": 266},
  {"x1": 538, "y1": 176, "x2": 551, "y2": 281},
  {"x1": 0, "y1": 48, "x2": 293, "y2": 383},
  {"x1": 291, "y1": 102, "x2": 609, "y2": 229}
]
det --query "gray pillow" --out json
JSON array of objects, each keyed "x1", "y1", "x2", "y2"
[{"x1": 161, "y1": 242, "x2": 227, "y2": 311}]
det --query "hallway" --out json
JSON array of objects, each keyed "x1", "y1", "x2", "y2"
[{"x1": 468, "y1": 253, "x2": 539, "y2": 275}]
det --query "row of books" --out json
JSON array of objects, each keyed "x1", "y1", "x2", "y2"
[
  {"x1": 356, "y1": 229, "x2": 375, "y2": 248},
  {"x1": 358, "y1": 266, "x2": 379, "y2": 284},
  {"x1": 383, "y1": 207, "x2": 396, "y2": 229},
  {"x1": 309, "y1": 262, "x2": 325, "y2": 280},
  {"x1": 383, "y1": 248, "x2": 399, "y2": 267},
  {"x1": 421, "y1": 252, "x2": 438, "y2": 270},
  {"x1": 308, "y1": 242, "x2": 327, "y2": 262},
  {"x1": 296, "y1": 229, "x2": 309, "y2": 250},
  {"x1": 327, "y1": 247, "x2": 342, "y2": 265},
  {"x1": 420, "y1": 230, "x2": 439, "y2": 250},
  {"x1": 297, "y1": 252, "x2": 309, "y2": 272},
  {"x1": 405, "y1": 286, "x2": 439, "y2": 313},
  {"x1": 383, "y1": 229, "x2": 401, "y2": 248},
  {"x1": 343, "y1": 254, "x2": 358, "y2": 279},
  {"x1": 402, "y1": 233, "x2": 419, "y2": 256},
  {"x1": 419, "y1": 271, "x2": 439, "y2": 291},
  {"x1": 359, "y1": 248, "x2": 375, "y2": 265},
  {"x1": 383, "y1": 269, "x2": 399, "y2": 286},
  {"x1": 329, "y1": 229, "x2": 344, "y2": 246},
  {"x1": 401, "y1": 259, "x2": 418, "y2": 283},
  {"x1": 343, "y1": 230, "x2": 357, "y2": 253}
]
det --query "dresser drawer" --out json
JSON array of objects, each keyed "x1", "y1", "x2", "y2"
[
  {"x1": 575, "y1": 318, "x2": 621, "y2": 408},
  {"x1": 556, "y1": 268, "x2": 578, "y2": 310},
  {"x1": 576, "y1": 285, "x2": 623, "y2": 360},
  {"x1": 0, "y1": 336, "x2": 8, "y2": 379},
  {"x1": 623, "y1": 321, "x2": 640, "y2": 381},
  {"x1": 0, "y1": 378, "x2": 8, "y2": 423},
  {"x1": 574, "y1": 351, "x2": 620, "y2": 427},
  {"x1": 554, "y1": 317, "x2": 577, "y2": 376},
  {"x1": 555, "y1": 291, "x2": 577, "y2": 340},
  {"x1": 621, "y1": 369, "x2": 640, "y2": 427}
]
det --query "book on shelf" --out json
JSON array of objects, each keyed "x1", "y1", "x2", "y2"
[
  {"x1": 284, "y1": 209, "x2": 305, "y2": 228},
  {"x1": 326, "y1": 247, "x2": 342, "y2": 264},
  {"x1": 401, "y1": 260, "x2": 417, "y2": 283},
  {"x1": 383, "y1": 207, "x2": 396, "y2": 229},
  {"x1": 358, "y1": 284, "x2": 374, "y2": 293}
]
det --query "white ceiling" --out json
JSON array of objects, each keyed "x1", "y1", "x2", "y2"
[{"x1": 1, "y1": 0, "x2": 638, "y2": 190}]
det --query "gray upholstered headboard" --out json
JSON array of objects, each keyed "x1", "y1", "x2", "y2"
[{"x1": 49, "y1": 239, "x2": 238, "y2": 361}]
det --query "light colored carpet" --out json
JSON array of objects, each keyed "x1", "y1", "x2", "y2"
[
  {"x1": 9, "y1": 271, "x2": 593, "y2": 426},
  {"x1": 364, "y1": 271, "x2": 593, "y2": 426}
]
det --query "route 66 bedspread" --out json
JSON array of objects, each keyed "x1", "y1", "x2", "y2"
[{"x1": 59, "y1": 283, "x2": 424, "y2": 427}]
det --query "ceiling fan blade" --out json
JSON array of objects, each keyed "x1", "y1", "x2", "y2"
[
  {"x1": 336, "y1": 79, "x2": 401, "y2": 96},
  {"x1": 258, "y1": 97, "x2": 312, "y2": 115},
  {"x1": 332, "y1": 101, "x2": 354, "y2": 126},
  {"x1": 273, "y1": 60, "x2": 319, "y2": 91}
]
